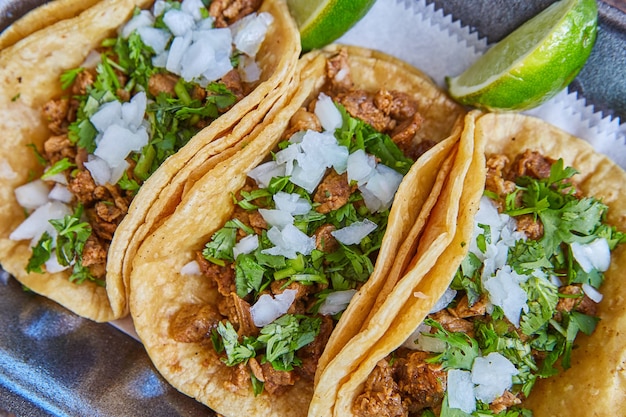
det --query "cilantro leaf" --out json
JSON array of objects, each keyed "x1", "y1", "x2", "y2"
[
  {"x1": 257, "y1": 314, "x2": 321, "y2": 371},
  {"x1": 424, "y1": 318, "x2": 479, "y2": 370},
  {"x1": 217, "y1": 321, "x2": 259, "y2": 366},
  {"x1": 234, "y1": 253, "x2": 266, "y2": 298}
]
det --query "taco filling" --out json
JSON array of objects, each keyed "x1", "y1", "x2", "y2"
[
  {"x1": 166, "y1": 52, "x2": 441, "y2": 396},
  {"x1": 9, "y1": 0, "x2": 273, "y2": 286},
  {"x1": 353, "y1": 150, "x2": 626, "y2": 416}
]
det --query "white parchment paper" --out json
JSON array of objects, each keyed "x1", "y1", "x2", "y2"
[{"x1": 337, "y1": 0, "x2": 626, "y2": 169}]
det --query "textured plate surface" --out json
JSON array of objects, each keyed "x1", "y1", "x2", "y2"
[{"x1": 1, "y1": 1, "x2": 625, "y2": 416}]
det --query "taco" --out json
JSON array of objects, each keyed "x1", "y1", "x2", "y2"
[
  {"x1": 0, "y1": 0, "x2": 300, "y2": 322},
  {"x1": 129, "y1": 44, "x2": 465, "y2": 416},
  {"x1": 318, "y1": 112, "x2": 626, "y2": 417}
]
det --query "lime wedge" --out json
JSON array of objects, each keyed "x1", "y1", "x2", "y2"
[
  {"x1": 287, "y1": 0, "x2": 376, "y2": 52},
  {"x1": 447, "y1": 0, "x2": 598, "y2": 111}
]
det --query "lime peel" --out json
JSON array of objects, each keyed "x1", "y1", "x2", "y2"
[{"x1": 447, "y1": 0, "x2": 598, "y2": 111}]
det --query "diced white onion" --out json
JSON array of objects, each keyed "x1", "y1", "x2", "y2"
[
  {"x1": 483, "y1": 265, "x2": 529, "y2": 328},
  {"x1": 180, "y1": 260, "x2": 202, "y2": 275},
  {"x1": 273, "y1": 192, "x2": 311, "y2": 215},
  {"x1": 90, "y1": 100, "x2": 123, "y2": 133},
  {"x1": 250, "y1": 289, "x2": 297, "y2": 327},
  {"x1": 45, "y1": 251, "x2": 71, "y2": 273},
  {"x1": 402, "y1": 323, "x2": 446, "y2": 353},
  {"x1": 258, "y1": 208, "x2": 294, "y2": 229},
  {"x1": 262, "y1": 224, "x2": 315, "y2": 259},
  {"x1": 163, "y1": 9, "x2": 195, "y2": 37},
  {"x1": 239, "y1": 55, "x2": 261, "y2": 82},
  {"x1": 362, "y1": 164, "x2": 403, "y2": 212},
  {"x1": 180, "y1": 0, "x2": 207, "y2": 21},
  {"x1": 571, "y1": 238, "x2": 611, "y2": 273},
  {"x1": 582, "y1": 283, "x2": 604, "y2": 303},
  {"x1": 347, "y1": 149, "x2": 376, "y2": 186},
  {"x1": 429, "y1": 288, "x2": 457, "y2": 314},
  {"x1": 471, "y1": 352, "x2": 518, "y2": 403},
  {"x1": 121, "y1": 9, "x2": 155, "y2": 39},
  {"x1": 43, "y1": 172, "x2": 67, "y2": 185},
  {"x1": 248, "y1": 160, "x2": 286, "y2": 188},
  {"x1": 331, "y1": 219, "x2": 378, "y2": 245},
  {"x1": 48, "y1": 184, "x2": 73, "y2": 204},
  {"x1": 165, "y1": 31, "x2": 192, "y2": 74},
  {"x1": 14, "y1": 179, "x2": 50, "y2": 209},
  {"x1": 137, "y1": 26, "x2": 171, "y2": 55},
  {"x1": 84, "y1": 155, "x2": 112, "y2": 186},
  {"x1": 233, "y1": 234, "x2": 259, "y2": 259},
  {"x1": 231, "y1": 12, "x2": 273, "y2": 57},
  {"x1": 314, "y1": 92, "x2": 343, "y2": 133},
  {"x1": 318, "y1": 289, "x2": 357, "y2": 316},
  {"x1": 9, "y1": 201, "x2": 72, "y2": 243},
  {"x1": 448, "y1": 369, "x2": 476, "y2": 413}
]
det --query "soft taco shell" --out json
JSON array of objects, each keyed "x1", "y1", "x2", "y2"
[
  {"x1": 0, "y1": 0, "x2": 300, "y2": 322},
  {"x1": 327, "y1": 112, "x2": 626, "y2": 416},
  {"x1": 477, "y1": 113, "x2": 626, "y2": 415},
  {"x1": 311, "y1": 110, "x2": 486, "y2": 417},
  {"x1": 129, "y1": 45, "x2": 465, "y2": 416}
]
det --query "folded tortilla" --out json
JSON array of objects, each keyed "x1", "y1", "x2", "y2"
[
  {"x1": 0, "y1": 0, "x2": 300, "y2": 322},
  {"x1": 129, "y1": 45, "x2": 465, "y2": 416},
  {"x1": 321, "y1": 112, "x2": 626, "y2": 416}
]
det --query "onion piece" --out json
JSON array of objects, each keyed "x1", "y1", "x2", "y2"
[
  {"x1": 331, "y1": 219, "x2": 378, "y2": 245},
  {"x1": 471, "y1": 352, "x2": 518, "y2": 403},
  {"x1": 448, "y1": 369, "x2": 476, "y2": 413},
  {"x1": 318, "y1": 289, "x2": 357, "y2": 316},
  {"x1": 571, "y1": 238, "x2": 610, "y2": 273},
  {"x1": 163, "y1": 9, "x2": 195, "y2": 37},
  {"x1": 273, "y1": 192, "x2": 311, "y2": 215},
  {"x1": 14, "y1": 179, "x2": 50, "y2": 209},
  {"x1": 121, "y1": 9, "x2": 155, "y2": 38},
  {"x1": 231, "y1": 12, "x2": 273, "y2": 57},
  {"x1": 48, "y1": 184, "x2": 74, "y2": 204},
  {"x1": 9, "y1": 201, "x2": 72, "y2": 244},
  {"x1": 250, "y1": 289, "x2": 298, "y2": 327},
  {"x1": 582, "y1": 283, "x2": 604, "y2": 303},
  {"x1": 262, "y1": 224, "x2": 315, "y2": 259},
  {"x1": 233, "y1": 234, "x2": 259, "y2": 259},
  {"x1": 314, "y1": 92, "x2": 343, "y2": 132},
  {"x1": 180, "y1": 260, "x2": 202, "y2": 275},
  {"x1": 258, "y1": 208, "x2": 294, "y2": 229}
]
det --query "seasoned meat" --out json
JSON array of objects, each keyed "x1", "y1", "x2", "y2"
[
  {"x1": 509, "y1": 149, "x2": 555, "y2": 180},
  {"x1": 314, "y1": 171, "x2": 356, "y2": 214},
  {"x1": 353, "y1": 359, "x2": 407, "y2": 417},
  {"x1": 209, "y1": 0, "x2": 263, "y2": 28},
  {"x1": 260, "y1": 361, "x2": 298, "y2": 394},
  {"x1": 297, "y1": 315, "x2": 334, "y2": 381},
  {"x1": 485, "y1": 154, "x2": 516, "y2": 198},
  {"x1": 337, "y1": 90, "x2": 392, "y2": 132},
  {"x1": 515, "y1": 214, "x2": 544, "y2": 240},
  {"x1": 231, "y1": 294, "x2": 258, "y2": 337},
  {"x1": 449, "y1": 294, "x2": 488, "y2": 319},
  {"x1": 391, "y1": 112, "x2": 423, "y2": 153},
  {"x1": 68, "y1": 170, "x2": 97, "y2": 205},
  {"x1": 429, "y1": 309, "x2": 475, "y2": 337},
  {"x1": 201, "y1": 260, "x2": 236, "y2": 297},
  {"x1": 232, "y1": 207, "x2": 268, "y2": 236},
  {"x1": 394, "y1": 351, "x2": 446, "y2": 413},
  {"x1": 148, "y1": 73, "x2": 178, "y2": 97},
  {"x1": 71, "y1": 68, "x2": 96, "y2": 95},
  {"x1": 87, "y1": 207, "x2": 117, "y2": 241},
  {"x1": 42, "y1": 98, "x2": 70, "y2": 135},
  {"x1": 490, "y1": 390, "x2": 522, "y2": 414},
  {"x1": 226, "y1": 362, "x2": 251, "y2": 392},
  {"x1": 94, "y1": 200, "x2": 125, "y2": 223},
  {"x1": 326, "y1": 48, "x2": 353, "y2": 93},
  {"x1": 283, "y1": 107, "x2": 322, "y2": 139},
  {"x1": 43, "y1": 135, "x2": 76, "y2": 165},
  {"x1": 314, "y1": 223, "x2": 339, "y2": 253},
  {"x1": 81, "y1": 235, "x2": 108, "y2": 279},
  {"x1": 556, "y1": 285, "x2": 598, "y2": 316},
  {"x1": 169, "y1": 303, "x2": 222, "y2": 343},
  {"x1": 374, "y1": 89, "x2": 418, "y2": 121},
  {"x1": 220, "y1": 69, "x2": 245, "y2": 103}
]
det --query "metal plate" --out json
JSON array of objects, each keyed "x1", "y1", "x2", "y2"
[{"x1": 1, "y1": 1, "x2": 624, "y2": 416}]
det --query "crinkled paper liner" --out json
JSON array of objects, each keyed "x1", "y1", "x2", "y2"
[{"x1": 112, "y1": 0, "x2": 626, "y2": 338}]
